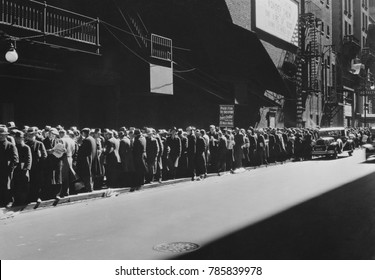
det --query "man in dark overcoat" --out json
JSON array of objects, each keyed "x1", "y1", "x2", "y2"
[
  {"x1": 132, "y1": 129, "x2": 147, "y2": 189},
  {"x1": 233, "y1": 128, "x2": 244, "y2": 170},
  {"x1": 103, "y1": 130, "x2": 121, "y2": 187},
  {"x1": 76, "y1": 128, "x2": 97, "y2": 192},
  {"x1": 177, "y1": 128, "x2": 188, "y2": 178},
  {"x1": 13, "y1": 131, "x2": 32, "y2": 206},
  {"x1": 195, "y1": 129, "x2": 207, "y2": 179},
  {"x1": 25, "y1": 127, "x2": 47, "y2": 203},
  {"x1": 217, "y1": 130, "x2": 227, "y2": 175},
  {"x1": 207, "y1": 125, "x2": 219, "y2": 173},
  {"x1": 248, "y1": 128, "x2": 258, "y2": 167},
  {"x1": 166, "y1": 127, "x2": 181, "y2": 180},
  {"x1": 154, "y1": 130, "x2": 164, "y2": 183},
  {"x1": 186, "y1": 126, "x2": 196, "y2": 180},
  {"x1": 145, "y1": 128, "x2": 159, "y2": 184},
  {"x1": 0, "y1": 127, "x2": 19, "y2": 207},
  {"x1": 119, "y1": 130, "x2": 135, "y2": 187}
]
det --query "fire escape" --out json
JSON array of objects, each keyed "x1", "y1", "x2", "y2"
[{"x1": 295, "y1": 1, "x2": 322, "y2": 127}]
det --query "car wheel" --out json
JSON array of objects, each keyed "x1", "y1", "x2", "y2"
[{"x1": 333, "y1": 149, "x2": 338, "y2": 159}]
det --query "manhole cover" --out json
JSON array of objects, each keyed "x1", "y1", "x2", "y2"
[{"x1": 153, "y1": 242, "x2": 200, "y2": 253}]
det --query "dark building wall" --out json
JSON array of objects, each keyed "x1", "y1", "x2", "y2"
[{"x1": 1, "y1": 0, "x2": 286, "y2": 129}]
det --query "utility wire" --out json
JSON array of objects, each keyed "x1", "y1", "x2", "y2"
[
  {"x1": 100, "y1": 20, "x2": 191, "y2": 52},
  {"x1": 103, "y1": 23, "x2": 150, "y2": 65}
]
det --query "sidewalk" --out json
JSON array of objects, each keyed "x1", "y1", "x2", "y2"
[{"x1": 0, "y1": 161, "x2": 288, "y2": 220}]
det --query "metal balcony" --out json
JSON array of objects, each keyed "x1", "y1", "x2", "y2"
[{"x1": 0, "y1": 0, "x2": 99, "y2": 52}]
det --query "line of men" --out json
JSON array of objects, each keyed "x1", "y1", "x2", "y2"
[{"x1": 0, "y1": 121, "x2": 372, "y2": 208}]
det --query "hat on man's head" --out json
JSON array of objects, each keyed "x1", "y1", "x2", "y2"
[
  {"x1": 119, "y1": 126, "x2": 127, "y2": 132},
  {"x1": 67, "y1": 130, "x2": 75, "y2": 136},
  {"x1": 26, "y1": 127, "x2": 38, "y2": 135},
  {"x1": 0, "y1": 127, "x2": 9, "y2": 135},
  {"x1": 81, "y1": 128, "x2": 91, "y2": 134},
  {"x1": 15, "y1": 131, "x2": 24, "y2": 138},
  {"x1": 44, "y1": 125, "x2": 51, "y2": 132},
  {"x1": 169, "y1": 127, "x2": 177, "y2": 133},
  {"x1": 7, "y1": 121, "x2": 17, "y2": 129},
  {"x1": 56, "y1": 125, "x2": 63, "y2": 131},
  {"x1": 134, "y1": 129, "x2": 141, "y2": 136},
  {"x1": 59, "y1": 129, "x2": 67, "y2": 135},
  {"x1": 50, "y1": 128, "x2": 59, "y2": 135}
]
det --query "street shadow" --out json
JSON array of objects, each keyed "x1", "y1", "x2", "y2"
[{"x1": 174, "y1": 172, "x2": 375, "y2": 260}]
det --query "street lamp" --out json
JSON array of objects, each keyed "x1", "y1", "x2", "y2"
[{"x1": 5, "y1": 43, "x2": 18, "y2": 63}]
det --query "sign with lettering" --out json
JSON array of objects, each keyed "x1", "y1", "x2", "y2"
[
  {"x1": 219, "y1": 105, "x2": 235, "y2": 127},
  {"x1": 255, "y1": 0, "x2": 299, "y2": 46},
  {"x1": 359, "y1": 90, "x2": 375, "y2": 96}
]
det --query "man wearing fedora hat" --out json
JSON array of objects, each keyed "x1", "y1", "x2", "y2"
[
  {"x1": 25, "y1": 127, "x2": 47, "y2": 203},
  {"x1": 0, "y1": 126, "x2": 19, "y2": 207},
  {"x1": 165, "y1": 127, "x2": 181, "y2": 180},
  {"x1": 132, "y1": 129, "x2": 147, "y2": 189},
  {"x1": 76, "y1": 128, "x2": 97, "y2": 192},
  {"x1": 13, "y1": 131, "x2": 32, "y2": 206},
  {"x1": 103, "y1": 129, "x2": 121, "y2": 187}
]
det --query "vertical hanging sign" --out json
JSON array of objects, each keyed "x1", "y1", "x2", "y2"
[
  {"x1": 150, "y1": 33, "x2": 173, "y2": 95},
  {"x1": 219, "y1": 105, "x2": 235, "y2": 127}
]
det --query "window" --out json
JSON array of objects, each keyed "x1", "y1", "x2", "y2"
[
  {"x1": 327, "y1": 55, "x2": 331, "y2": 68},
  {"x1": 349, "y1": 23, "x2": 352, "y2": 35},
  {"x1": 327, "y1": 25, "x2": 330, "y2": 37},
  {"x1": 321, "y1": 21, "x2": 325, "y2": 35},
  {"x1": 345, "y1": 21, "x2": 348, "y2": 35},
  {"x1": 326, "y1": 0, "x2": 330, "y2": 8},
  {"x1": 363, "y1": 36, "x2": 367, "y2": 47},
  {"x1": 345, "y1": 0, "x2": 348, "y2": 12},
  {"x1": 349, "y1": 0, "x2": 351, "y2": 14}
]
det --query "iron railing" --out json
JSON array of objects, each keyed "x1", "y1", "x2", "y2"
[{"x1": 0, "y1": 0, "x2": 99, "y2": 47}]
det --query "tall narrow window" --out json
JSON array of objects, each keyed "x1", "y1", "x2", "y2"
[
  {"x1": 349, "y1": 23, "x2": 352, "y2": 35},
  {"x1": 345, "y1": 21, "x2": 348, "y2": 35}
]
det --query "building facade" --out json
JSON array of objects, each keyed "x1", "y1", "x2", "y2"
[
  {"x1": 299, "y1": 0, "x2": 333, "y2": 128},
  {"x1": 1, "y1": 0, "x2": 291, "y2": 129},
  {"x1": 331, "y1": 0, "x2": 372, "y2": 127}
]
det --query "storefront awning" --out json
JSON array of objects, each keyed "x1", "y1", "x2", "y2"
[{"x1": 193, "y1": 18, "x2": 292, "y2": 98}]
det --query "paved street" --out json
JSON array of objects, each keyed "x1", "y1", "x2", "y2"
[{"x1": 1, "y1": 150, "x2": 375, "y2": 260}]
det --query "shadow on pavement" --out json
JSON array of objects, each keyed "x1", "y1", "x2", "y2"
[{"x1": 174, "y1": 172, "x2": 375, "y2": 260}]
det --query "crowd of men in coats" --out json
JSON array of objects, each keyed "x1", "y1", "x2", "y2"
[{"x1": 0, "y1": 121, "x2": 372, "y2": 208}]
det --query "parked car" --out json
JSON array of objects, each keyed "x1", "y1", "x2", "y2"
[
  {"x1": 363, "y1": 127, "x2": 375, "y2": 160},
  {"x1": 312, "y1": 127, "x2": 355, "y2": 159}
]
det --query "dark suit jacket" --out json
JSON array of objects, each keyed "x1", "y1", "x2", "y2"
[
  {"x1": 166, "y1": 136, "x2": 181, "y2": 159},
  {"x1": 187, "y1": 134, "x2": 196, "y2": 156},
  {"x1": 26, "y1": 139, "x2": 47, "y2": 169},
  {"x1": 77, "y1": 136, "x2": 97, "y2": 178},
  {"x1": 15, "y1": 143, "x2": 32, "y2": 171},
  {"x1": 0, "y1": 139, "x2": 19, "y2": 177},
  {"x1": 119, "y1": 136, "x2": 134, "y2": 172},
  {"x1": 132, "y1": 135, "x2": 147, "y2": 173},
  {"x1": 146, "y1": 136, "x2": 159, "y2": 164}
]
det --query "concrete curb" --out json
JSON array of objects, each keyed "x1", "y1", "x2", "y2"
[{"x1": 0, "y1": 160, "x2": 291, "y2": 220}]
